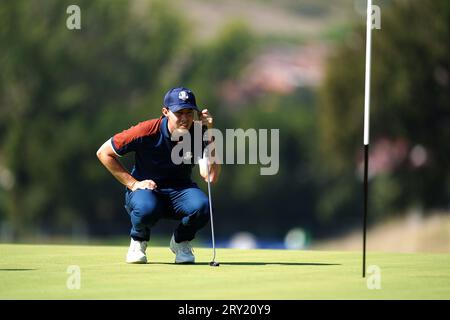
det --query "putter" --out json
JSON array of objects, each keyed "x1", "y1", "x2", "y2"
[
  {"x1": 201, "y1": 121, "x2": 219, "y2": 267},
  {"x1": 206, "y1": 156, "x2": 219, "y2": 267}
]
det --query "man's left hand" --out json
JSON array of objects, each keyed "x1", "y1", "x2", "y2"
[{"x1": 199, "y1": 109, "x2": 213, "y2": 129}]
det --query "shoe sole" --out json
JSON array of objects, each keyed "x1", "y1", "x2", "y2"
[
  {"x1": 171, "y1": 248, "x2": 195, "y2": 264},
  {"x1": 170, "y1": 238, "x2": 195, "y2": 264},
  {"x1": 126, "y1": 257, "x2": 147, "y2": 264},
  {"x1": 175, "y1": 260, "x2": 195, "y2": 264}
]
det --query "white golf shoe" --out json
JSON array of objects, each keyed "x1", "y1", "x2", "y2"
[
  {"x1": 126, "y1": 238, "x2": 147, "y2": 264},
  {"x1": 170, "y1": 235, "x2": 195, "y2": 264}
]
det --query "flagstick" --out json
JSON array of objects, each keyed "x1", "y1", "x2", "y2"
[
  {"x1": 363, "y1": 0, "x2": 372, "y2": 278},
  {"x1": 363, "y1": 143, "x2": 369, "y2": 278}
]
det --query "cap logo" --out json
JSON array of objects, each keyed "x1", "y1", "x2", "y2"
[{"x1": 178, "y1": 91, "x2": 189, "y2": 101}]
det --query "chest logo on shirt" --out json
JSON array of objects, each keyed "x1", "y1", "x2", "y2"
[
  {"x1": 183, "y1": 151, "x2": 193, "y2": 161},
  {"x1": 178, "y1": 91, "x2": 190, "y2": 101}
]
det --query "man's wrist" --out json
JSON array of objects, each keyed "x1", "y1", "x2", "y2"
[{"x1": 128, "y1": 180, "x2": 137, "y2": 190}]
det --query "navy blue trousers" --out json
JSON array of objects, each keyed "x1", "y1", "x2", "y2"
[{"x1": 124, "y1": 185, "x2": 210, "y2": 242}]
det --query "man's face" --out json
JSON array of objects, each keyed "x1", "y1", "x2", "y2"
[{"x1": 163, "y1": 107, "x2": 195, "y2": 131}]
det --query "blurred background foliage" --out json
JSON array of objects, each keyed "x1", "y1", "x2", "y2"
[{"x1": 0, "y1": 0, "x2": 448, "y2": 246}]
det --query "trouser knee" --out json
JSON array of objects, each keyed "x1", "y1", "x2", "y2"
[{"x1": 132, "y1": 202, "x2": 161, "y2": 227}]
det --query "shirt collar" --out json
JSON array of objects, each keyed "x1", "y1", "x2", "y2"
[{"x1": 161, "y1": 116, "x2": 171, "y2": 140}]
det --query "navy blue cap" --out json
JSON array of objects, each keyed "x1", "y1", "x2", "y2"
[{"x1": 163, "y1": 87, "x2": 199, "y2": 112}]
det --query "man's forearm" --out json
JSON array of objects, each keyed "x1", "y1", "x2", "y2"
[{"x1": 98, "y1": 153, "x2": 137, "y2": 189}]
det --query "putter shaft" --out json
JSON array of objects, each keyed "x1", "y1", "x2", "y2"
[{"x1": 205, "y1": 152, "x2": 217, "y2": 263}]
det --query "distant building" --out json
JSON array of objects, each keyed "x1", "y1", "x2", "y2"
[{"x1": 220, "y1": 43, "x2": 329, "y2": 104}]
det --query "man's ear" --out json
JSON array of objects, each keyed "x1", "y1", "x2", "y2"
[{"x1": 162, "y1": 107, "x2": 169, "y2": 117}]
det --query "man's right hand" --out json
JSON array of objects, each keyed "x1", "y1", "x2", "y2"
[{"x1": 130, "y1": 180, "x2": 158, "y2": 191}]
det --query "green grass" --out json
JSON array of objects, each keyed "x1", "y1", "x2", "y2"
[{"x1": 1, "y1": 244, "x2": 449, "y2": 299}]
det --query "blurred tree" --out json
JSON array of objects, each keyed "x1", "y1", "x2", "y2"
[
  {"x1": 176, "y1": 20, "x2": 255, "y2": 119},
  {"x1": 0, "y1": 1, "x2": 261, "y2": 240},
  {"x1": 318, "y1": 0, "x2": 449, "y2": 223},
  {"x1": 3, "y1": 0, "x2": 447, "y2": 243},
  {"x1": 170, "y1": 21, "x2": 324, "y2": 239},
  {"x1": 0, "y1": 0, "x2": 186, "y2": 238},
  {"x1": 220, "y1": 91, "x2": 321, "y2": 239}
]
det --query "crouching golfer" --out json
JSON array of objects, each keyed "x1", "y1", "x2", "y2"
[{"x1": 96, "y1": 87, "x2": 220, "y2": 264}]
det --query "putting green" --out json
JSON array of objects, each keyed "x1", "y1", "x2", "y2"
[{"x1": 0, "y1": 244, "x2": 449, "y2": 299}]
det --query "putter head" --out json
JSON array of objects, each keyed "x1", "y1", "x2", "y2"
[{"x1": 209, "y1": 261, "x2": 220, "y2": 267}]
